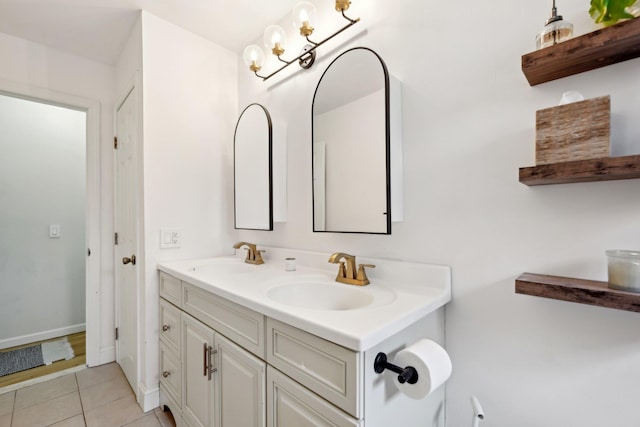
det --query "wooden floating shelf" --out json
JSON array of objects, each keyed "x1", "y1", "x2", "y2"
[
  {"x1": 516, "y1": 273, "x2": 640, "y2": 313},
  {"x1": 522, "y1": 18, "x2": 640, "y2": 86},
  {"x1": 519, "y1": 154, "x2": 640, "y2": 186}
]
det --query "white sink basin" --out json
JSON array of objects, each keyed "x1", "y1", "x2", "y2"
[{"x1": 267, "y1": 281, "x2": 396, "y2": 311}]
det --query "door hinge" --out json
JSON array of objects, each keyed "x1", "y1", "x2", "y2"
[
  {"x1": 115, "y1": 232, "x2": 119, "y2": 245},
  {"x1": 114, "y1": 136, "x2": 118, "y2": 149},
  {"x1": 115, "y1": 327, "x2": 119, "y2": 340}
]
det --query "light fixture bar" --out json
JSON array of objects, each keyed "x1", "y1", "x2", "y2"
[
  {"x1": 254, "y1": 12, "x2": 360, "y2": 81},
  {"x1": 340, "y1": 9, "x2": 358, "y2": 24}
]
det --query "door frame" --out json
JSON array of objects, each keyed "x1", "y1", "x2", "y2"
[{"x1": 0, "y1": 78, "x2": 101, "y2": 365}]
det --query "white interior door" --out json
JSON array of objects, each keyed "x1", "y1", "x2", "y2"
[{"x1": 115, "y1": 87, "x2": 139, "y2": 392}]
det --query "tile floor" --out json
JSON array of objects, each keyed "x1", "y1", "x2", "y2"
[{"x1": 0, "y1": 363, "x2": 175, "y2": 427}]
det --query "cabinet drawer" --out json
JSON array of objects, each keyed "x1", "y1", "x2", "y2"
[
  {"x1": 160, "y1": 343, "x2": 182, "y2": 405},
  {"x1": 266, "y1": 318, "x2": 361, "y2": 418},
  {"x1": 183, "y1": 282, "x2": 265, "y2": 358},
  {"x1": 160, "y1": 299, "x2": 181, "y2": 354},
  {"x1": 160, "y1": 272, "x2": 182, "y2": 306},
  {"x1": 267, "y1": 366, "x2": 360, "y2": 427}
]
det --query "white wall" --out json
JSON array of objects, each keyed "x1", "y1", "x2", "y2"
[
  {"x1": 138, "y1": 11, "x2": 238, "y2": 408},
  {"x1": 237, "y1": 1, "x2": 640, "y2": 426},
  {"x1": 0, "y1": 31, "x2": 115, "y2": 363},
  {"x1": 0, "y1": 95, "x2": 86, "y2": 347}
]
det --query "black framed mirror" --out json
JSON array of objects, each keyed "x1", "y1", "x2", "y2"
[
  {"x1": 312, "y1": 47, "x2": 391, "y2": 234},
  {"x1": 234, "y1": 103, "x2": 273, "y2": 230}
]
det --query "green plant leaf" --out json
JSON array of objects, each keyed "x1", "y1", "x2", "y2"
[{"x1": 590, "y1": 0, "x2": 637, "y2": 25}]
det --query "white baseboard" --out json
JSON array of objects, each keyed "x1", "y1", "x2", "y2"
[
  {"x1": 138, "y1": 381, "x2": 160, "y2": 412},
  {"x1": 0, "y1": 324, "x2": 86, "y2": 350}
]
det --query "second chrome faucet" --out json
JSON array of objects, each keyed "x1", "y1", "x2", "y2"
[{"x1": 328, "y1": 252, "x2": 375, "y2": 286}]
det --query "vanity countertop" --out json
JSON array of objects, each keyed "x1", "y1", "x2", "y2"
[{"x1": 157, "y1": 247, "x2": 451, "y2": 351}]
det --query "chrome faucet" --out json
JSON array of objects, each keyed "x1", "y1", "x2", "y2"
[
  {"x1": 233, "y1": 242, "x2": 264, "y2": 265},
  {"x1": 328, "y1": 252, "x2": 375, "y2": 286}
]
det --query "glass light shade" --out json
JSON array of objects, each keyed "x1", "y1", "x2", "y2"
[
  {"x1": 242, "y1": 45, "x2": 265, "y2": 70},
  {"x1": 263, "y1": 25, "x2": 287, "y2": 55},
  {"x1": 536, "y1": 19, "x2": 573, "y2": 49},
  {"x1": 293, "y1": 1, "x2": 317, "y2": 35}
]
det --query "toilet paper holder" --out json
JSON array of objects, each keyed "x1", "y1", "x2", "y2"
[{"x1": 373, "y1": 352, "x2": 419, "y2": 384}]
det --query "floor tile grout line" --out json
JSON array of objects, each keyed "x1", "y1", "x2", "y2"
[
  {"x1": 10, "y1": 390, "x2": 16, "y2": 427},
  {"x1": 9, "y1": 373, "x2": 82, "y2": 426},
  {"x1": 3, "y1": 364, "x2": 169, "y2": 427},
  {"x1": 77, "y1": 368, "x2": 126, "y2": 392},
  {"x1": 153, "y1": 410, "x2": 163, "y2": 426},
  {"x1": 44, "y1": 412, "x2": 84, "y2": 427},
  {"x1": 13, "y1": 388, "x2": 79, "y2": 414},
  {"x1": 81, "y1": 377, "x2": 139, "y2": 418},
  {"x1": 75, "y1": 372, "x2": 88, "y2": 427}
]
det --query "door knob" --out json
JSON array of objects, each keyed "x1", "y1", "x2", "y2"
[{"x1": 122, "y1": 255, "x2": 137, "y2": 265}]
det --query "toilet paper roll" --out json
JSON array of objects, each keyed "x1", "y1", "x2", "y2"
[{"x1": 393, "y1": 339, "x2": 452, "y2": 400}]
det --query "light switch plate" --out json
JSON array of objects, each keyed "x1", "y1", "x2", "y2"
[
  {"x1": 160, "y1": 228, "x2": 182, "y2": 248},
  {"x1": 49, "y1": 224, "x2": 61, "y2": 238}
]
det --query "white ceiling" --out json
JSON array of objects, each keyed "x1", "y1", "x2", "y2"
[{"x1": 0, "y1": 0, "x2": 296, "y2": 64}]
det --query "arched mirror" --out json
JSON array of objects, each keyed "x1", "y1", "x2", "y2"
[
  {"x1": 312, "y1": 47, "x2": 394, "y2": 234},
  {"x1": 234, "y1": 103, "x2": 273, "y2": 230}
]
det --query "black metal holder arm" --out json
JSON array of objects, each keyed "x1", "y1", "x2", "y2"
[
  {"x1": 254, "y1": 12, "x2": 360, "y2": 81},
  {"x1": 373, "y1": 352, "x2": 419, "y2": 385}
]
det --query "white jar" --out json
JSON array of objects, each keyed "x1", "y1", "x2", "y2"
[{"x1": 606, "y1": 250, "x2": 640, "y2": 293}]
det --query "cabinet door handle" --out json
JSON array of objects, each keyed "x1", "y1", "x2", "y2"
[
  {"x1": 162, "y1": 371, "x2": 170, "y2": 378},
  {"x1": 208, "y1": 347, "x2": 217, "y2": 380},
  {"x1": 162, "y1": 324, "x2": 170, "y2": 332},
  {"x1": 203, "y1": 342, "x2": 209, "y2": 377}
]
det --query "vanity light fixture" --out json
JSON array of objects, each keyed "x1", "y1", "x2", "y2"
[
  {"x1": 242, "y1": 0, "x2": 360, "y2": 81},
  {"x1": 292, "y1": 1, "x2": 317, "y2": 39},
  {"x1": 264, "y1": 25, "x2": 288, "y2": 57}
]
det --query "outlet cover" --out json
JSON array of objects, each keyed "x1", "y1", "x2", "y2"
[{"x1": 160, "y1": 228, "x2": 182, "y2": 248}]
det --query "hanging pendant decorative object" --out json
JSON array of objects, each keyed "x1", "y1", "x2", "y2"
[{"x1": 536, "y1": 0, "x2": 573, "y2": 49}]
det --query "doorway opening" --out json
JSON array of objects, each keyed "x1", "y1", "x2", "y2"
[{"x1": 0, "y1": 87, "x2": 101, "y2": 389}]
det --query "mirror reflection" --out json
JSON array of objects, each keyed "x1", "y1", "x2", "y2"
[
  {"x1": 234, "y1": 103, "x2": 273, "y2": 230},
  {"x1": 312, "y1": 47, "x2": 390, "y2": 234}
]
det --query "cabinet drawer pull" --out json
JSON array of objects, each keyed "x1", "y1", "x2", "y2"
[
  {"x1": 162, "y1": 370, "x2": 170, "y2": 378},
  {"x1": 162, "y1": 324, "x2": 170, "y2": 332},
  {"x1": 203, "y1": 342, "x2": 209, "y2": 376}
]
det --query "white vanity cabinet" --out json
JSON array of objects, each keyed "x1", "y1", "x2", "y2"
[
  {"x1": 266, "y1": 318, "x2": 361, "y2": 418},
  {"x1": 267, "y1": 366, "x2": 360, "y2": 427},
  {"x1": 158, "y1": 253, "x2": 449, "y2": 427},
  {"x1": 159, "y1": 272, "x2": 267, "y2": 427},
  {"x1": 217, "y1": 333, "x2": 266, "y2": 426},
  {"x1": 159, "y1": 275, "x2": 184, "y2": 426},
  {"x1": 182, "y1": 312, "x2": 215, "y2": 427}
]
